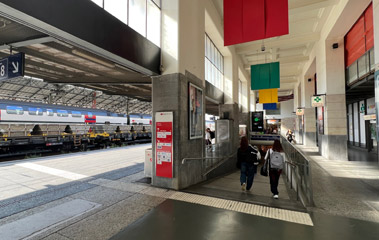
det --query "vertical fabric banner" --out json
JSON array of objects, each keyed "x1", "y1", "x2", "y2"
[
  {"x1": 224, "y1": 0, "x2": 289, "y2": 46},
  {"x1": 251, "y1": 62, "x2": 280, "y2": 90},
  {"x1": 259, "y1": 89, "x2": 278, "y2": 103},
  {"x1": 265, "y1": 0, "x2": 289, "y2": 38}
]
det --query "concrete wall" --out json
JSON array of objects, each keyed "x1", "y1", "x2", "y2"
[
  {"x1": 152, "y1": 72, "x2": 205, "y2": 190},
  {"x1": 296, "y1": 0, "x2": 373, "y2": 159}
]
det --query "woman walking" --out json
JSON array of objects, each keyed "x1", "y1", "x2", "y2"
[
  {"x1": 237, "y1": 137, "x2": 261, "y2": 191},
  {"x1": 264, "y1": 140, "x2": 284, "y2": 199}
]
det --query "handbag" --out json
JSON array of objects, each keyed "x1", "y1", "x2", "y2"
[{"x1": 260, "y1": 150, "x2": 270, "y2": 176}]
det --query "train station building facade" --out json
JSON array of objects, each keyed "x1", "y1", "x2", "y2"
[{"x1": 0, "y1": 0, "x2": 378, "y2": 190}]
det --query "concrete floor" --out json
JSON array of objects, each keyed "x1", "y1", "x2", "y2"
[
  {"x1": 348, "y1": 145, "x2": 378, "y2": 162},
  {"x1": 1, "y1": 143, "x2": 379, "y2": 239},
  {"x1": 297, "y1": 145, "x2": 379, "y2": 223},
  {"x1": 184, "y1": 169, "x2": 306, "y2": 212},
  {"x1": 110, "y1": 199, "x2": 379, "y2": 240},
  {"x1": 0, "y1": 144, "x2": 163, "y2": 240}
]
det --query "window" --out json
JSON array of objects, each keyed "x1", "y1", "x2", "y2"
[
  {"x1": 147, "y1": 0, "x2": 161, "y2": 46},
  {"x1": 239, "y1": 80, "x2": 242, "y2": 105},
  {"x1": 57, "y1": 110, "x2": 68, "y2": 117},
  {"x1": 71, "y1": 111, "x2": 82, "y2": 118},
  {"x1": 91, "y1": 0, "x2": 161, "y2": 47},
  {"x1": 205, "y1": 34, "x2": 224, "y2": 90},
  {"x1": 6, "y1": 106, "x2": 24, "y2": 115},
  {"x1": 91, "y1": 0, "x2": 103, "y2": 7},
  {"x1": 104, "y1": 0, "x2": 128, "y2": 24},
  {"x1": 47, "y1": 109, "x2": 54, "y2": 116},
  {"x1": 28, "y1": 108, "x2": 43, "y2": 116},
  {"x1": 87, "y1": 112, "x2": 93, "y2": 118},
  {"x1": 129, "y1": 0, "x2": 147, "y2": 36}
]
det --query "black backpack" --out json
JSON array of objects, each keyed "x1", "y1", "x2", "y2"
[
  {"x1": 210, "y1": 131, "x2": 215, "y2": 139},
  {"x1": 246, "y1": 146, "x2": 258, "y2": 164}
]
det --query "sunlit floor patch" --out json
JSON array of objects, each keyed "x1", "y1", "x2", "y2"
[{"x1": 16, "y1": 162, "x2": 88, "y2": 180}]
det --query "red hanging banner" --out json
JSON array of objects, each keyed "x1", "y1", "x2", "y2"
[
  {"x1": 224, "y1": 0, "x2": 289, "y2": 46},
  {"x1": 265, "y1": 0, "x2": 289, "y2": 39}
]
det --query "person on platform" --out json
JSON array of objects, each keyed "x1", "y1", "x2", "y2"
[
  {"x1": 237, "y1": 136, "x2": 261, "y2": 191},
  {"x1": 286, "y1": 129, "x2": 294, "y2": 143},
  {"x1": 264, "y1": 140, "x2": 284, "y2": 199},
  {"x1": 205, "y1": 128, "x2": 212, "y2": 149}
]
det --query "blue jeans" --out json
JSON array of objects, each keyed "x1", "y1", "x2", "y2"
[{"x1": 240, "y1": 162, "x2": 257, "y2": 190}]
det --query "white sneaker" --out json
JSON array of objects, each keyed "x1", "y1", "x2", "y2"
[
  {"x1": 241, "y1": 183, "x2": 246, "y2": 191},
  {"x1": 273, "y1": 194, "x2": 279, "y2": 199}
]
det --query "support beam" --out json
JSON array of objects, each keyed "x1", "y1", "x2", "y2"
[{"x1": 236, "y1": 33, "x2": 320, "y2": 55}]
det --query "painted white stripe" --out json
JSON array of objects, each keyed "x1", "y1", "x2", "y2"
[
  {"x1": 16, "y1": 162, "x2": 88, "y2": 180},
  {"x1": 0, "y1": 199, "x2": 101, "y2": 240}
]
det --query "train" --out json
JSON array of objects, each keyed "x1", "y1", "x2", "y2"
[
  {"x1": 0, "y1": 99, "x2": 152, "y2": 125},
  {"x1": 0, "y1": 100, "x2": 152, "y2": 158}
]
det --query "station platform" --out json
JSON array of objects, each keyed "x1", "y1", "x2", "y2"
[{"x1": 0, "y1": 143, "x2": 378, "y2": 239}]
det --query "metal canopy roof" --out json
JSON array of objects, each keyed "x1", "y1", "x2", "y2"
[
  {"x1": 0, "y1": 16, "x2": 152, "y2": 114},
  {"x1": 0, "y1": 77, "x2": 152, "y2": 114}
]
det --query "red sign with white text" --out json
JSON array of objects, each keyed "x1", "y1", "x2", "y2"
[{"x1": 155, "y1": 112, "x2": 173, "y2": 178}]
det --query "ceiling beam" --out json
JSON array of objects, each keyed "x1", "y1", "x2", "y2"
[
  {"x1": 244, "y1": 55, "x2": 309, "y2": 68},
  {"x1": 236, "y1": 33, "x2": 320, "y2": 55},
  {"x1": 289, "y1": 0, "x2": 339, "y2": 15}
]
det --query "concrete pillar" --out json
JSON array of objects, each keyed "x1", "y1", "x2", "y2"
[
  {"x1": 373, "y1": 0, "x2": 379, "y2": 163},
  {"x1": 250, "y1": 91, "x2": 256, "y2": 112},
  {"x1": 316, "y1": 38, "x2": 348, "y2": 160},
  {"x1": 152, "y1": 0, "x2": 205, "y2": 190},
  {"x1": 303, "y1": 76, "x2": 317, "y2": 147}
]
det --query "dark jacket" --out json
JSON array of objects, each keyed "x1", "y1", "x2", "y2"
[{"x1": 237, "y1": 145, "x2": 261, "y2": 168}]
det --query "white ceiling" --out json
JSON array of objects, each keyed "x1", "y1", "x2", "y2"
[{"x1": 212, "y1": 0, "x2": 340, "y2": 91}]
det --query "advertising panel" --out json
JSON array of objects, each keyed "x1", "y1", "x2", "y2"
[
  {"x1": 189, "y1": 83, "x2": 203, "y2": 139},
  {"x1": 251, "y1": 111, "x2": 264, "y2": 132}
]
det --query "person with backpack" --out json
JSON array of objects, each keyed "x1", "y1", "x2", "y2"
[
  {"x1": 237, "y1": 136, "x2": 261, "y2": 191},
  {"x1": 264, "y1": 140, "x2": 284, "y2": 199}
]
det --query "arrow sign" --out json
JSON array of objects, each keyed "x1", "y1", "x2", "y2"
[
  {"x1": 0, "y1": 53, "x2": 25, "y2": 82},
  {"x1": 12, "y1": 62, "x2": 19, "y2": 73}
]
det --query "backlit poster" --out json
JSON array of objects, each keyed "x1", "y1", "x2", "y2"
[{"x1": 189, "y1": 83, "x2": 203, "y2": 139}]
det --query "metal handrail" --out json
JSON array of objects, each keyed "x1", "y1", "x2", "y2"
[
  {"x1": 182, "y1": 156, "x2": 227, "y2": 164},
  {"x1": 201, "y1": 152, "x2": 237, "y2": 177},
  {"x1": 281, "y1": 136, "x2": 314, "y2": 207},
  {"x1": 182, "y1": 151, "x2": 237, "y2": 177}
]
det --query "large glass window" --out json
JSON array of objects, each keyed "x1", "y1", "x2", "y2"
[
  {"x1": 147, "y1": 0, "x2": 161, "y2": 46},
  {"x1": 47, "y1": 109, "x2": 54, "y2": 116},
  {"x1": 104, "y1": 0, "x2": 128, "y2": 24},
  {"x1": 57, "y1": 110, "x2": 68, "y2": 117},
  {"x1": 129, "y1": 0, "x2": 147, "y2": 36},
  {"x1": 91, "y1": 0, "x2": 161, "y2": 47},
  {"x1": 205, "y1": 34, "x2": 224, "y2": 90},
  {"x1": 353, "y1": 102, "x2": 359, "y2": 145},
  {"x1": 28, "y1": 108, "x2": 43, "y2": 116},
  {"x1": 71, "y1": 111, "x2": 82, "y2": 118},
  {"x1": 238, "y1": 80, "x2": 242, "y2": 105},
  {"x1": 6, "y1": 106, "x2": 24, "y2": 115},
  {"x1": 348, "y1": 104, "x2": 353, "y2": 142},
  {"x1": 359, "y1": 100, "x2": 366, "y2": 146},
  {"x1": 91, "y1": 0, "x2": 103, "y2": 7}
]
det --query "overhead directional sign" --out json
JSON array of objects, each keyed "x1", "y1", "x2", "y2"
[
  {"x1": 311, "y1": 95, "x2": 325, "y2": 107},
  {"x1": 0, "y1": 53, "x2": 25, "y2": 81}
]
